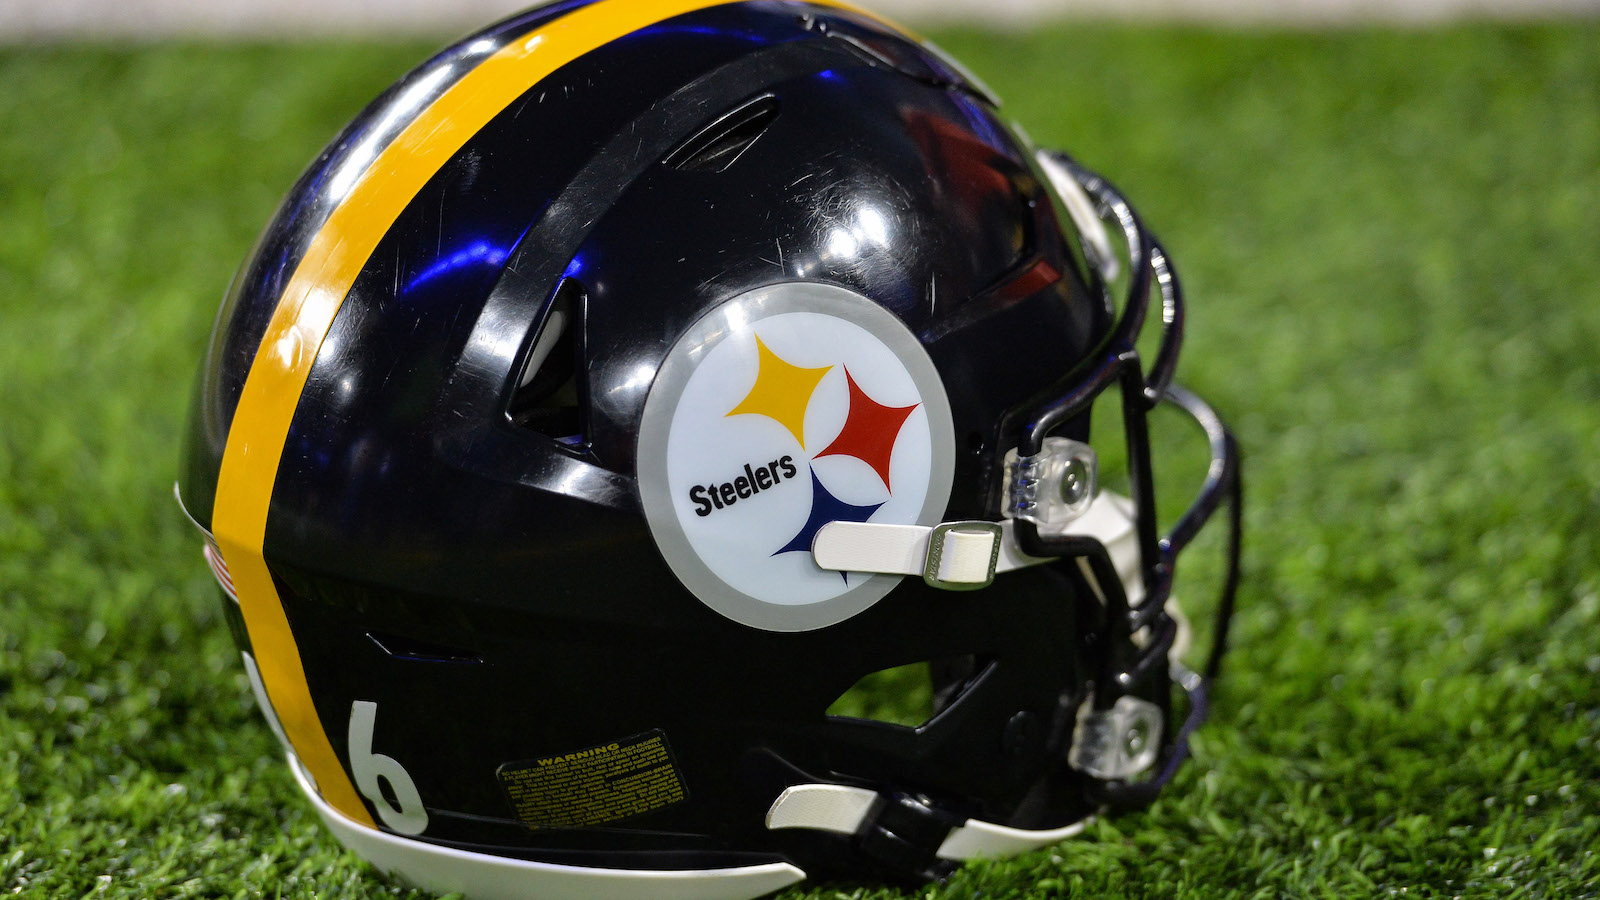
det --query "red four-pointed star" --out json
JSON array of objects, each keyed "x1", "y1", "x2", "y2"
[{"x1": 815, "y1": 368, "x2": 919, "y2": 491}]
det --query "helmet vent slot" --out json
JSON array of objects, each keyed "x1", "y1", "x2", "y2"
[
  {"x1": 509, "y1": 277, "x2": 587, "y2": 447},
  {"x1": 366, "y1": 631, "x2": 484, "y2": 665},
  {"x1": 663, "y1": 95, "x2": 779, "y2": 174}
]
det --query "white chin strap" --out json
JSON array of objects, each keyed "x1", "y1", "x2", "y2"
[{"x1": 812, "y1": 491, "x2": 1143, "y2": 604}]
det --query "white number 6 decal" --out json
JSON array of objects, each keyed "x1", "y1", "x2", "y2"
[{"x1": 348, "y1": 700, "x2": 429, "y2": 835}]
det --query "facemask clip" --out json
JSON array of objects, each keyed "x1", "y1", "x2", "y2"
[
  {"x1": 1004, "y1": 437, "x2": 1099, "y2": 528},
  {"x1": 1068, "y1": 695, "x2": 1164, "y2": 781}
]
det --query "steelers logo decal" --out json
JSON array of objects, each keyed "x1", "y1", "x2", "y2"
[{"x1": 638, "y1": 283, "x2": 955, "y2": 632}]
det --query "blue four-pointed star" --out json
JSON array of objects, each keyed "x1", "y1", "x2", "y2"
[{"x1": 773, "y1": 471, "x2": 885, "y2": 581}]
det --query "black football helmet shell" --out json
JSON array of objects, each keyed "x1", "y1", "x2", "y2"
[{"x1": 177, "y1": 1, "x2": 1240, "y2": 897}]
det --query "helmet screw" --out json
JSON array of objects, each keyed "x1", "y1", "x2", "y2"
[
  {"x1": 1124, "y1": 718, "x2": 1149, "y2": 757},
  {"x1": 1002, "y1": 711, "x2": 1040, "y2": 759},
  {"x1": 1060, "y1": 457, "x2": 1090, "y2": 506}
]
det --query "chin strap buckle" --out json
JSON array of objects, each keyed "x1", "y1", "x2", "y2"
[{"x1": 922, "y1": 522, "x2": 1004, "y2": 590}]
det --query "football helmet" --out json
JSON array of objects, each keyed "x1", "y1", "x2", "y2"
[{"x1": 177, "y1": 1, "x2": 1241, "y2": 897}]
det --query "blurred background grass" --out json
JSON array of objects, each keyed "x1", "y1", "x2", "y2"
[{"x1": 1, "y1": 20, "x2": 1598, "y2": 898}]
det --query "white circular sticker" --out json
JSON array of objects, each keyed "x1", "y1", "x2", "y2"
[{"x1": 638, "y1": 283, "x2": 955, "y2": 632}]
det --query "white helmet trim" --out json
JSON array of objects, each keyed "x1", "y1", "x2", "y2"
[{"x1": 287, "y1": 752, "x2": 805, "y2": 900}]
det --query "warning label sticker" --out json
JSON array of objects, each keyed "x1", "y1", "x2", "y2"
[{"x1": 497, "y1": 730, "x2": 687, "y2": 830}]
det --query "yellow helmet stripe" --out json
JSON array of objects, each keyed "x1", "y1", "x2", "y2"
[{"x1": 211, "y1": 0, "x2": 884, "y2": 830}]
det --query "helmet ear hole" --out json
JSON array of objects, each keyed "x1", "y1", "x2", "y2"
[
  {"x1": 826, "y1": 654, "x2": 989, "y2": 730},
  {"x1": 509, "y1": 278, "x2": 586, "y2": 446},
  {"x1": 828, "y1": 660, "x2": 935, "y2": 729}
]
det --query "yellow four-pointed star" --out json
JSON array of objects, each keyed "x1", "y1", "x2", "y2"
[{"x1": 726, "y1": 335, "x2": 833, "y2": 448}]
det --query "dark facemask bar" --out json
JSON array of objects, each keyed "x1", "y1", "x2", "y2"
[{"x1": 1021, "y1": 151, "x2": 1242, "y2": 804}]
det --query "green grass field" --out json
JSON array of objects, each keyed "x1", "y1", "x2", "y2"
[{"x1": 2, "y1": 21, "x2": 1598, "y2": 899}]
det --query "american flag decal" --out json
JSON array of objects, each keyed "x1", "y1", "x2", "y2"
[{"x1": 202, "y1": 535, "x2": 238, "y2": 602}]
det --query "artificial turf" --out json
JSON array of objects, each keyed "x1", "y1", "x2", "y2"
[{"x1": 1, "y1": 19, "x2": 1598, "y2": 900}]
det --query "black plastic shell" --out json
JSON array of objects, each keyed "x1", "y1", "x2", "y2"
[{"x1": 180, "y1": 0, "x2": 1142, "y2": 881}]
